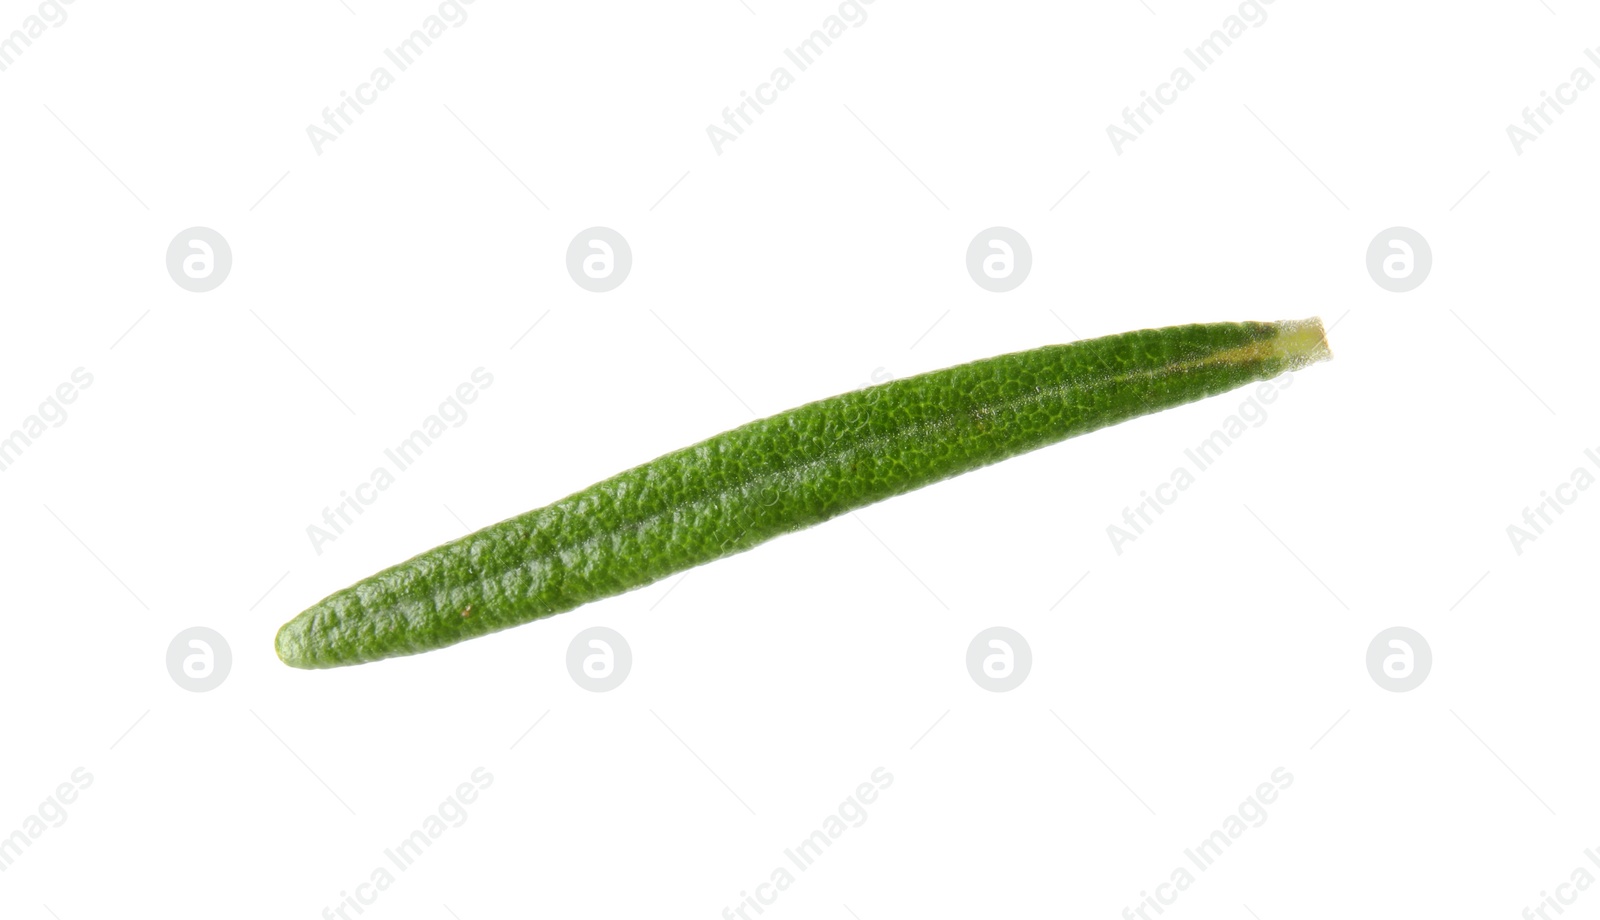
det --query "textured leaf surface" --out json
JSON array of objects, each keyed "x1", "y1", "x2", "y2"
[{"x1": 276, "y1": 319, "x2": 1330, "y2": 668}]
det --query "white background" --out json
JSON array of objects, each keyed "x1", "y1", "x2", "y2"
[{"x1": 2, "y1": 1, "x2": 1598, "y2": 918}]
